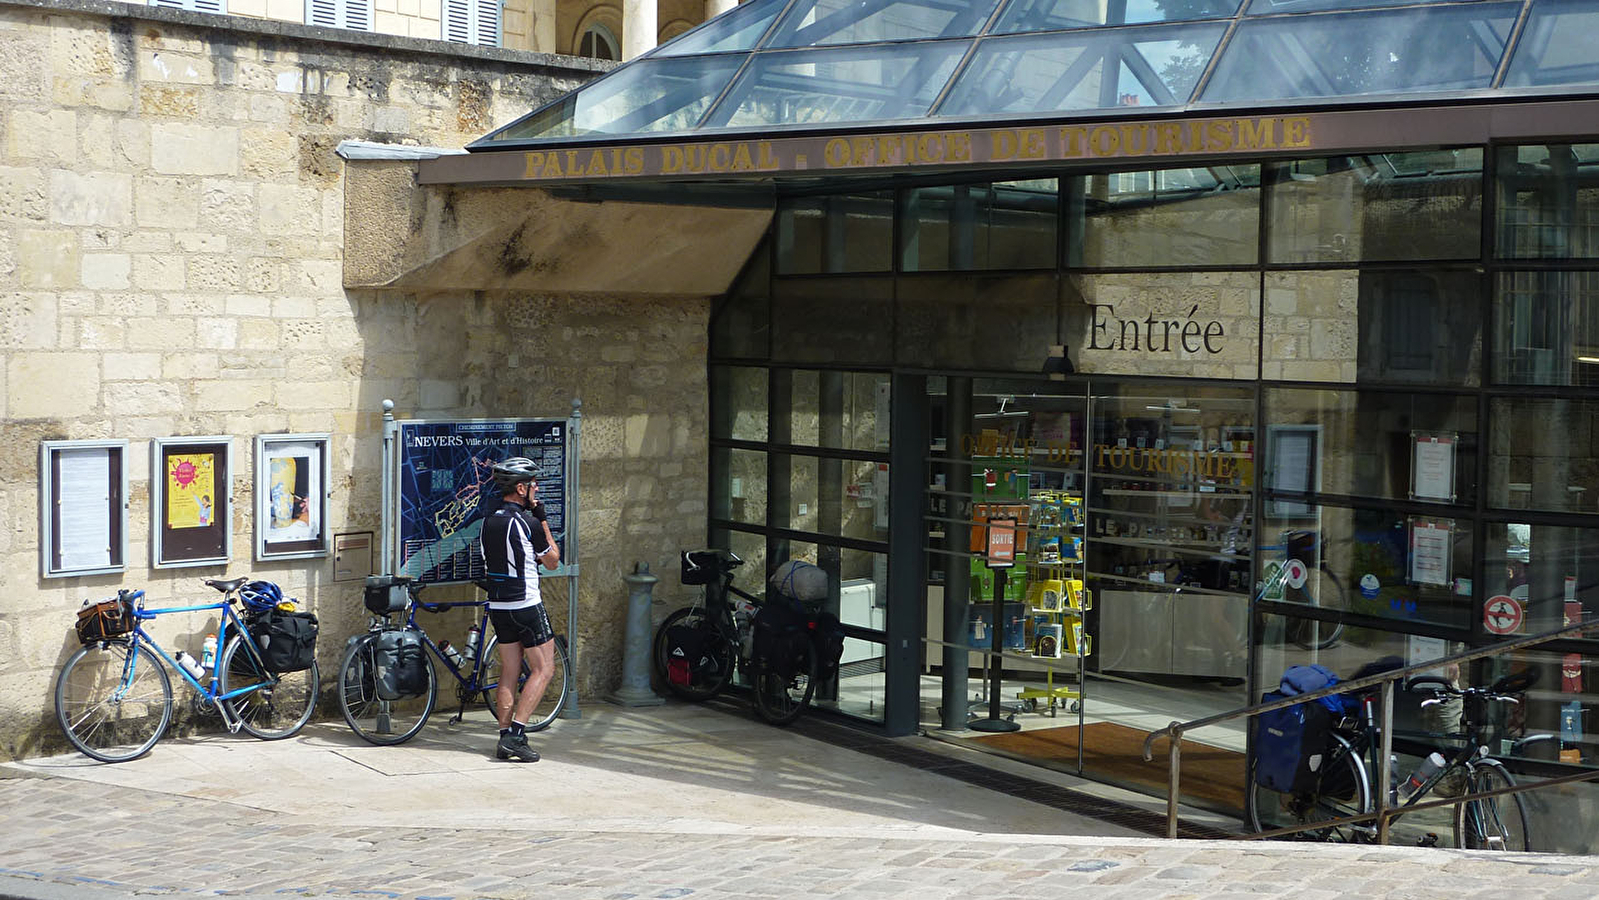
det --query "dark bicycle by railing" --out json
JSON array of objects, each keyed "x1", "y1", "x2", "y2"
[{"x1": 1142, "y1": 616, "x2": 1599, "y2": 845}]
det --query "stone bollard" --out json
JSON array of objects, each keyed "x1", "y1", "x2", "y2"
[{"x1": 606, "y1": 562, "x2": 665, "y2": 707}]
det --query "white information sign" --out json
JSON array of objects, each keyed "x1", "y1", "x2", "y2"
[
  {"x1": 1412, "y1": 433, "x2": 1456, "y2": 502},
  {"x1": 1409, "y1": 520, "x2": 1452, "y2": 586},
  {"x1": 57, "y1": 448, "x2": 114, "y2": 570}
]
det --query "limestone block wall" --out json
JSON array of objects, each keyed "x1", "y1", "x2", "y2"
[{"x1": 0, "y1": 0, "x2": 705, "y2": 760}]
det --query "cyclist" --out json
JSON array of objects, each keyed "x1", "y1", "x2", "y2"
[{"x1": 481, "y1": 456, "x2": 561, "y2": 762}]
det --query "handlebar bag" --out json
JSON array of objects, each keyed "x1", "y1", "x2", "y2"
[
  {"x1": 255, "y1": 610, "x2": 319, "y2": 673},
  {"x1": 371, "y1": 628, "x2": 429, "y2": 700}
]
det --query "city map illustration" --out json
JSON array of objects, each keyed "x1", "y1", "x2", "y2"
[{"x1": 396, "y1": 419, "x2": 568, "y2": 583}]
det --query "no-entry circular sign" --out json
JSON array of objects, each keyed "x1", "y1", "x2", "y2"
[
  {"x1": 1484, "y1": 595, "x2": 1524, "y2": 635},
  {"x1": 1284, "y1": 558, "x2": 1310, "y2": 590}
]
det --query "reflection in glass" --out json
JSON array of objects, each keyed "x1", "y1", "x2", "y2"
[
  {"x1": 652, "y1": 0, "x2": 784, "y2": 56},
  {"x1": 713, "y1": 447, "x2": 767, "y2": 526},
  {"x1": 712, "y1": 237, "x2": 770, "y2": 360},
  {"x1": 1356, "y1": 270, "x2": 1483, "y2": 386},
  {"x1": 780, "y1": 539, "x2": 887, "y2": 721},
  {"x1": 896, "y1": 273, "x2": 1059, "y2": 371},
  {"x1": 483, "y1": 56, "x2": 744, "y2": 141},
  {"x1": 712, "y1": 366, "x2": 769, "y2": 442},
  {"x1": 787, "y1": 371, "x2": 894, "y2": 451},
  {"x1": 766, "y1": 0, "x2": 1001, "y2": 47},
  {"x1": 1070, "y1": 166, "x2": 1261, "y2": 267},
  {"x1": 707, "y1": 43, "x2": 969, "y2": 128},
  {"x1": 1203, "y1": 4, "x2": 1517, "y2": 103},
  {"x1": 995, "y1": 0, "x2": 1241, "y2": 29},
  {"x1": 772, "y1": 454, "x2": 888, "y2": 543},
  {"x1": 901, "y1": 180, "x2": 1058, "y2": 271},
  {"x1": 1485, "y1": 524, "x2": 1599, "y2": 637},
  {"x1": 1495, "y1": 144, "x2": 1599, "y2": 259},
  {"x1": 776, "y1": 192, "x2": 894, "y2": 274},
  {"x1": 772, "y1": 277, "x2": 895, "y2": 366},
  {"x1": 1267, "y1": 151, "x2": 1484, "y2": 263},
  {"x1": 938, "y1": 25, "x2": 1225, "y2": 116},
  {"x1": 1503, "y1": 0, "x2": 1599, "y2": 89},
  {"x1": 1494, "y1": 270, "x2": 1599, "y2": 386},
  {"x1": 1489, "y1": 397, "x2": 1599, "y2": 514},
  {"x1": 1263, "y1": 388, "x2": 1477, "y2": 503}
]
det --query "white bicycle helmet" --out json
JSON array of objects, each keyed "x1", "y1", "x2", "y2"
[{"x1": 490, "y1": 456, "x2": 538, "y2": 492}]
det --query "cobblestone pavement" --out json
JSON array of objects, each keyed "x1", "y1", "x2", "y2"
[{"x1": 4, "y1": 771, "x2": 1599, "y2": 900}]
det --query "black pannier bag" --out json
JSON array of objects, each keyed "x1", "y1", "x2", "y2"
[
  {"x1": 255, "y1": 610, "x2": 319, "y2": 673},
  {"x1": 371, "y1": 628, "x2": 429, "y2": 700},
  {"x1": 752, "y1": 596, "x2": 811, "y2": 678},
  {"x1": 663, "y1": 620, "x2": 718, "y2": 687},
  {"x1": 812, "y1": 610, "x2": 847, "y2": 681}
]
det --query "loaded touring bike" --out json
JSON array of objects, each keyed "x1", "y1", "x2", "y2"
[
  {"x1": 337, "y1": 574, "x2": 571, "y2": 745},
  {"x1": 56, "y1": 578, "x2": 321, "y2": 763}
]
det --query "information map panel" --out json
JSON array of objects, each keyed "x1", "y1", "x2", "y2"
[{"x1": 396, "y1": 418, "x2": 569, "y2": 583}]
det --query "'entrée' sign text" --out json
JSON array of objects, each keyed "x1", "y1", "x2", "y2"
[{"x1": 507, "y1": 114, "x2": 1313, "y2": 183}]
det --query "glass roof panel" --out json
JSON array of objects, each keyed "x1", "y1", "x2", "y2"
[
  {"x1": 1503, "y1": 0, "x2": 1599, "y2": 88},
  {"x1": 1202, "y1": 3, "x2": 1520, "y2": 103},
  {"x1": 1245, "y1": 0, "x2": 1493, "y2": 15},
  {"x1": 650, "y1": 0, "x2": 785, "y2": 57},
  {"x1": 481, "y1": 55, "x2": 745, "y2": 142},
  {"x1": 938, "y1": 24, "x2": 1226, "y2": 117},
  {"x1": 703, "y1": 42, "x2": 971, "y2": 128},
  {"x1": 993, "y1": 0, "x2": 1243, "y2": 30},
  {"x1": 765, "y1": 0, "x2": 1002, "y2": 48}
]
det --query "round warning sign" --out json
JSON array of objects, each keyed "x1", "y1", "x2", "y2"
[
  {"x1": 1284, "y1": 558, "x2": 1310, "y2": 591},
  {"x1": 1484, "y1": 595, "x2": 1524, "y2": 635}
]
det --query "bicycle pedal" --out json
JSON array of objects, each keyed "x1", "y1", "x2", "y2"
[{"x1": 1417, "y1": 833, "x2": 1440, "y2": 848}]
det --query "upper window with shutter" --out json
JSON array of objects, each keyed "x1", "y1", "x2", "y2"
[
  {"x1": 306, "y1": 0, "x2": 372, "y2": 31},
  {"x1": 151, "y1": 0, "x2": 227, "y2": 13},
  {"x1": 443, "y1": 0, "x2": 501, "y2": 47}
]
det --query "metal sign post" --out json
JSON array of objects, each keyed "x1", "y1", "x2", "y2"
[{"x1": 969, "y1": 516, "x2": 1021, "y2": 734}]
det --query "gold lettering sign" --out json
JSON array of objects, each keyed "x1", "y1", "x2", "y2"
[{"x1": 493, "y1": 115, "x2": 1316, "y2": 185}]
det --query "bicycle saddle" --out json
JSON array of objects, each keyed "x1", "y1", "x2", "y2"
[{"x1": 204, "y1": 577, "x2": 249, "y2": 593}]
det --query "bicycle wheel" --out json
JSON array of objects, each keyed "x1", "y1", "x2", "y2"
[
  {"x1": 220, "y1": 635, "x2": 319, "y2": 740},
  {"x1": 1247, "y1": 732, "x2": 1372, "y2": 842},
  {"x1": 653, "y1": 607, "x2": 736, "y2": 701},
  {"x1": 1453, "y1": 759, "x2": 1533, "y2": 851},
  {"x1": 526, "y1": 635, "x2": 570, "y2": 733},
  {"x1": 337, "y1": 631, "x2": 436, "y2": 746},
  {"x1": 1286, "y1": 566, "x2": 1348, "y2": 651},
  {"x1": 753, "y1": 640, "x2": 819, "y2": 727},
  {"x1": 55, "y1": 640, "x2": 173, "y2": 763}
]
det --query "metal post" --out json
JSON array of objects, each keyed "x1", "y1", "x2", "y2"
[
  {"x1": 1167, "y1": 722, "x2": 1183, "y2": 839},
  {"x1": 563, "y1": 397, "x2": 583, "y2": 719},
  {"x1": 1377, "y1": 680, "x2": 1395, "y2": 845},
  {"x1": 380, "y1": 399, "x2": 396, "y2": 575},
  {"x1": 607, "y1": 562, "x2": 664, "y2": 706}
]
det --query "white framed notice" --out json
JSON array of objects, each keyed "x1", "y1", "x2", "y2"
[
  {"x1": 152, "y1": 436, "x2": 233, "y2": 569},
  {"x1": 1267, "y1": 424, "x2": 1321, "y2": 519},
  {"x1": 1409, "y1": 519, "x2": 1453, "y2": 586},
  {"x1": 1412, "y1": 432, "x2": 1457, "y2": 502},
  {"x1": 255, "y1": 433, "x2": 331, "y2": 560},
  {"x1": 40, "y1": 440, "x2": 128, "y2": 578}
]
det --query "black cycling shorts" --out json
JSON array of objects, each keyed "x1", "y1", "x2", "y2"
[{"x1": 489, "y1": 603, "x2": 554, "y2": 649}]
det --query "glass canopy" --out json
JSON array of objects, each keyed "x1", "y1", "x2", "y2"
[{"x1": 475, "y1": 0, "x2": 1599, "y2": 149}]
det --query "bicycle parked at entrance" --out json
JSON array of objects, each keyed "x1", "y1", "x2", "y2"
[
  {"x1": 337, "y1": 574, "x2": 571, "y2": 745},
  {"x1": 56, "y1": 579, "x2": 321, "y2": 763},
  {"x1": 653, "y1": 550, "x2": 844, "y2": 726},
  {"x1": 1247, "y1": 667, "x2": 1535, "y2": 850}
]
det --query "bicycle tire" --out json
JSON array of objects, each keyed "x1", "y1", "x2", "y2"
[
  {"x1": 1246, "y1": 732, "x2": 1372, "y2": 843},
  {"x1": 55, "y1": 640, "x2": 173, "y2": 763},
  {"x1": 1286, "y1": 566, "x2": 1348, "y2": 651},
  {"x1": 653, "y1": 607, "x2": 736, "y2": 701},
  {"x1": 753, "y1": 640, "x2": 819, "y2": 727},
  {"x1": 220, "y1": 635, "x2": 319, "y2": 740},
  {"x1": 525, "y1": 635, "x2": 571, "y2": 733},
  {"x1": 337, "y1": 631, "x2": 437, "y2": 746},
  {"x1": 1453, "y1": 759, "x2": 1533, "y2": 851}
]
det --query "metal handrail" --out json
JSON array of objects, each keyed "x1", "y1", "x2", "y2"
[{"x1": 1140, "y1": 614, "x2": 1599, "y2": 841}]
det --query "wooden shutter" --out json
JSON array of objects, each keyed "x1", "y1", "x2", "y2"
[
  {"x1": 473, "y1": 0, "x2": 500, "y2": 46},
  {"x1": 152, "y1": 0, "x2": 226, "y2": 12},
  {"x1": 307, "y1": 0, "x2": 371, "y2": 30},
  {"x1": 443, "y1": 0, "x2": 500, "y2": 45}
]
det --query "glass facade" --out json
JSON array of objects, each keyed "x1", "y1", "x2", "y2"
[{"x1": 706, "y1": 141, "x2": 1599, "y2": 836}]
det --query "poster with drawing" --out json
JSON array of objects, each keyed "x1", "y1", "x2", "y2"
[
  {"x1": 256, "y1": 434, "x2": 330, "y2": 560},
  {"x1": 153, "y1": 437, "x2": 231, "y2": 568}
]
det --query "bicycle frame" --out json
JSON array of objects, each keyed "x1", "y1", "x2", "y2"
[
  {"x1": 405, "y1": 598, "x2": 499, "y2": 695},
  {"x1": 127, "y1": 595, "x2": 276, "y2": 733}
]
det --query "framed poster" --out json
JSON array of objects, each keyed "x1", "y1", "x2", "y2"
[
  {"x1": 1409, "y1": 518, "x2": 1452, "y2": 586},
  {"x1": 395, "y1": 418, "x2": 572, "y2": 583},
  {"x1": 152, "y1": 436, "x2": 232, "y2": 569},
  {"x1": 1411, "y1": 432, "x2": 1457, "y2": 502},
  {"x1": 255, "y1": 433, "x2": 330, "y2": 560},
  {"x1": 1267, "y1": 424, "x2": 1321, "y2": 519},
  {"x1": 40, "y1": 440, "x2": 128, "y2": 578}
]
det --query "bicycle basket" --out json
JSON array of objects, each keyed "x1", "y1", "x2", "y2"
[{"x1": 74, "y1": 594, "x2": 133, "y2": 644}]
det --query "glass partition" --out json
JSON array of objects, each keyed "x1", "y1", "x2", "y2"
[
  {"x1": 1488, "y1": 397, "x2": 1599, "y2": 515},
  {"x1": 486, "y1": 55, "x2": 744, "y2": 141},
  {"x1": 1495, "y1": 144, "x2": 1599, "y2": 259},
  {"x1": 706, "y1": 42, "x2": 970, "y2": 128},
  {"x1": 994, "y1": 0, "x2": 1242, "y2": 29},
  {"x1": 1503, "y1": 0, "x2": 1599, "y2": 89},
  {"x1": 900, "y1": 180, "x2": 1058, "y2": 271},
  {"x1": 712, "y1": 366, "x2": 769, "y2": 442},
  {"x1": 776, "y1": 192, "x2": 894, "y2": 275},
  {"x1": 785, "y1": 370, "x2": 893, "y2": 452},
  {"x1": 765, "y1": 0, "x2": 1000, "y2": 47},
  {"x1": 652, "y1": 0, "x2": 784, "y2": 56},
  {"x1": 1070, "y1": 166, "x2": 1261, "y2": 268}
]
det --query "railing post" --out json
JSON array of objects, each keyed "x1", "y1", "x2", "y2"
[
  {"x1": 1167, "y1": 721, "x2": 1183, "y2": 839},
  {"x1": 1377, "y1": 679, "x2": 1395, "y2": 845}
]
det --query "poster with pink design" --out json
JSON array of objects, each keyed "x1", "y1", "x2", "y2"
[{"x1": 167, "y1": 453, "x2": 215, "y2": 530}]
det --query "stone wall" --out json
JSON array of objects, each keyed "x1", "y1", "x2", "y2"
[{"x1": 0, "y1": 0, "x2": 711, "y2": 759}]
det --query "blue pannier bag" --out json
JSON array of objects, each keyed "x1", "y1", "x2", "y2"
[{"x1": 1255, "y1": 664, "x2": 1347, "y2": 795}]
